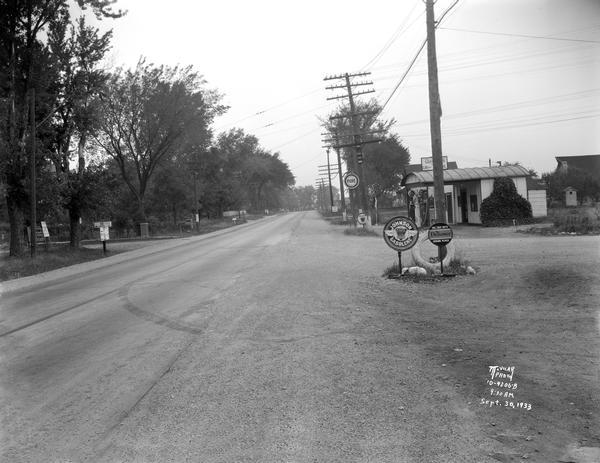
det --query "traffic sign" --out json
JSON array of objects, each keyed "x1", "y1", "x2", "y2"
[
  {"x1": 343, "y1": 172, "x2": 359, "y2": 190},
  {"x1": 383, "y1": 216, "x2": 419, "y2": 251},
  {"x1": 428, "y1": 222, "x2": 453, "y2": 246},
  {"x1": 357, "y1": 213, "x2": 367, "y2": 225}
]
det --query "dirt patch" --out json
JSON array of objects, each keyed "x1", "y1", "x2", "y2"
[{"x1": 370, "y1": 235, "x2": 600, "y2": 461}]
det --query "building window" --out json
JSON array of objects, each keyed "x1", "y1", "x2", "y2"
[{"x1": 470, "y1": 195, "x2": 478, "y2": 212}]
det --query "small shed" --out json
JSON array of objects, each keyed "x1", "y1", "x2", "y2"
[
  {"x1": 526, "y1": 177, "x2": 547, "y2": 217},
  {"x1": 564, "y1": 187, "x2": 578, "y2": 207}
]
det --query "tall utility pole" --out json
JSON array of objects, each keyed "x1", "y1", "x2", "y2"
[
  {"x1": 426, "y1": 0, "x2": 446, "y2": 223},
  {"x1": 326, "y1": 149, "x2": 334, "y2": 210},
  {"x1": 324, "y1": 72, "x2": 380, "y2": 224},
  {"x1": 29, "y1": 88, "x2": 36, "y2": 257},
  {"x1": 333, "y1": 133, "x2": 346, "y2": 213}
]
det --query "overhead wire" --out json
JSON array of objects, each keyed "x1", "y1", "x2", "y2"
[{"x1": 438, "y1": 26, "x2": 600, "y2": 44}]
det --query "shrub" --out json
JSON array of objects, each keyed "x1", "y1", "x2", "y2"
[{"x1": 480, "y1": 177, "x2": 532, "y2": 225}]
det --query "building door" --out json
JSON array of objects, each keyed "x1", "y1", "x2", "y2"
[
  {"x1": 460, "y1": 190, "x2": 468, "y2": 223},
  {"x1": 446, "y1": 193, "x2": 453, "y2": 223}
]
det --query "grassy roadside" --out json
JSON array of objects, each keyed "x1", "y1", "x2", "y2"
[
  {"x1": 0, "y1": 246, "x2": 130, "y2": 281},
  {"x1": 0, "y1": 215, "x2": 272, "y2": 282}
]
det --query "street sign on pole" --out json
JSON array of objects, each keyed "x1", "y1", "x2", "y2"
[
  {"x1": 383, "y1": 216, "x2": 420, "y2": 273},
  {"x1": 428, "y1": 222, "x2": 453, "y2": 246},
  {"x1": 343, "y1": 172, "x2": 359, "y2": 190},
  {"x1": 428, "y1": 222, "x2": 454, "y2": 275}
]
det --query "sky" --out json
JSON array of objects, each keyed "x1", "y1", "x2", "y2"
[{"x1": 90, "y1": 0, "x2": 599, "y2": 187}]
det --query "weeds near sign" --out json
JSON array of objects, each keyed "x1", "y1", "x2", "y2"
[{"x1": 344, "y1": 227, "x2": 377, "y2": 237}]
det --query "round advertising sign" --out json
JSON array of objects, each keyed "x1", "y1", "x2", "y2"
[
  {"x1": 357, "y1": 213, "x2": 367, "y2": 225},
  {"x1": 343, "y1": 172, "x2": 359, "y2": 190},
  {"x1": 383, "y1": 216, "x2": 419, "y2": 251},
  {"x1": 428, "y1": 222, "x2": 453, "y2": 247}
]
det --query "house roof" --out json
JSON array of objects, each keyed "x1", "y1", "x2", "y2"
[
  {"x1": 403, "y1": 165, "x2": 530, "y2": 185},
  {"x1": 555, "y1": 155, "x2": 600, "y2": 174},
  {"x1": 404, "y1": 161, "x2": 458, "y2": 174}
]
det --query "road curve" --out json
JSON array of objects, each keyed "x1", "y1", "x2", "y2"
[{"x1": 1, "y1": 211, "x2": 497, "y2": 462}]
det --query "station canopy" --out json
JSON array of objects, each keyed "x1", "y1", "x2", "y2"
[{"x1": 403, "y1": 165, "x2": 530, "y2": 187}]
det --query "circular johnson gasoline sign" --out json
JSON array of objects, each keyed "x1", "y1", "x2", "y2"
[
  {"x1": 428, "y1": 222, "x2": 453, "y2": 247},
  {"x1": 344, "y1": 172, "x2": 359, "y2": 190},
  {"x1": 383, "y1": 216, "x2": 419, "y2": 251}
]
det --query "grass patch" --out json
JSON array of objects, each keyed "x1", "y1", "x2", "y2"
[
  {"x1": 382, "y1": 248, "x2": 475, "y2": 279},
  {"x1": 0, "y1": 246, "x2": 119, "y2": 281},
  {"x1": 520, "y1": 206, "x2": 600, "y2": 235},
  {"x1": 550, "y1": 206, "x2": 600, "y2": 234},
  {"x1": 343, "y1": 226, "x2": 378, "y2": 236}
]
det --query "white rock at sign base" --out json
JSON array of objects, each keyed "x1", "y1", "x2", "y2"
[
  {"x1": 402, "y1": 266, "x2": 427, "y2": 276},
  {"x1": 466, "y1": 266, "x2": 476, "y2": 275}
]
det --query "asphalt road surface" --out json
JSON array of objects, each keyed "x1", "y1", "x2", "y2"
[{"x1": 0, "y1": 212, "x2": 546, "y2": 462}]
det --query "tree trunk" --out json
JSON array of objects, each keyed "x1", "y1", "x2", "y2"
[
  {"x1": 69, "y1": 208, "x2": 81, "y2": 248},
  {"x1": 7, "y1": 195, "x2": 25, "y2": 256}
]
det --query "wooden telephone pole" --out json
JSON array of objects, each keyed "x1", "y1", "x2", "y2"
[
  {"x1": 324, "y1": 72, "x2": 381, "y2": 224},
  {"x1": 425, "y1": 0, "x2": 446, "y2": 223}
]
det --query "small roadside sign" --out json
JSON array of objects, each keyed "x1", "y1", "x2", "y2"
[
  {"x1": 40, "y1": 221, "x2": 49, "y2": 238},
  {"x1": 93, "y1": 220, "x2": 112, "y2": 254},
  {"x1": 99, "y1": 226, "x2": 110, "y2": 241},
  {"x1": 428, "y1": 222, "x2": 453, "y2": 246},
  {"x1": 343, "y1": 172, "x2": 359, "y2": 190},
  {"x1": 357, "y1": 213, "x2": 367, "y2": 225}
]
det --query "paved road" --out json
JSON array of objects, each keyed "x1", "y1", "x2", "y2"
[{"x1": 1, "y1": 212, "x2": 501, "y2": 462}]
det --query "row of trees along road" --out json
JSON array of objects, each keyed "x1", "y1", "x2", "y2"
[
  {"x1": 322, "y1": 99, "x2": 411, "y2": 211},
  {"x1": 0, "y1": 0, "x2": 296, "y2": 256}
]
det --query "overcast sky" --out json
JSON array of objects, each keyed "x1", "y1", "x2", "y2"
[{"x1": 94, "y1": 0, "x2": 600, "y2": 186}]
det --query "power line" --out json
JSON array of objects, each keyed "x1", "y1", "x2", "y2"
[
  {"x1": 439, "y1": 26, "x2": 600, "y2": 44},
  {"x1": 361, "y1": 4, "x2": 423, "y2": 71},
  {"x1": 374, "y1": 0, "x2": 460, "y2": 118}
]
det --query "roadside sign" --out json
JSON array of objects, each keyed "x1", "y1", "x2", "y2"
[
  {"x1": 357, "y1": 213, "x2": 367, "y2": 225},
  {"x1": 99, "y1": 226, "x2": 110, "y2": 241},
  {"x1": 383, "y1": 216, "x2": 419, "y2": 251},
  {"x1": 421, "y1": 156, "x2": 448, "y2": 171},
  {"x1": 94, "y1": 221, "x2": 112, "y2": 228},
  {"x1": 428, "y1": 222, "x2": 453, "y2": 246},
  {"x1": 343, "y1": 172, "x2": 359, "y2": 190},
  {"x1": 40, "y1": 221, "x2": 49, "y2": 238}
]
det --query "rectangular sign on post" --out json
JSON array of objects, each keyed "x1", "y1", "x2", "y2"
[
  {"x1": 94, "y1": 221, "x2": 112, "y2": 228},
  {"x1": 421, "y1": 156, "x2": 448, "y2": 171},
  {"x1": 99, "y1": 227, "x2": 110, "y2": 241},
  {"x1": 40, "y1": 221, "x2": 50, "y2": 238}
]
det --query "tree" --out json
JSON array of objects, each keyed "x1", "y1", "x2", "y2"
[
  {"x1": 362, "y1": 134, "x2": 410, "y2": 207},
  {"x1": 480, "y1": 177, "x2": 532, "y2": 225},
  {"x1": 0, "y1": 0, "x2": 123, "y2": 255},
  {"x1": 95, "y1": 60, "x2": 226, "y2": 221},
  {"x1": 293, "y1": 186, "x2": 316, "y2": 210},
  {"x1": 543, "y1": 167, "x2": 600, "y2": 205},
  {"x1": 211, "y1": 129, "x2": 295, "y2": 213},
  {"x1": 47, "y1": 12, "x2": 113, "y2": 246}
]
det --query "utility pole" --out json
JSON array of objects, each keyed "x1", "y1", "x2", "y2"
[
  {"x1": 29, "y1": 87, "x2": 36, "y2": 257},
  {"x1": 425, "y1": 0, "x2": 446, "y2": 224},
  {"x1": 333, "y1": 132, "x2": 346, "y2": 214},
  {"x1": 324, "y1": 72, "x2": 381, "y2": 225},
  {"x1": 326, "y1": 149, "x2": 334, "y2": 210}
]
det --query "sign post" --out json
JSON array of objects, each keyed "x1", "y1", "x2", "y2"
[
  {"x1": 94, "y1": 221, "x2": 112, "y2": 255},
  {"x1": 428, "y1": 222, "x2": 453, "y2": 275},
  {"x1": 382, "y1": 216, "x2": 420, "y2": 274}
]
